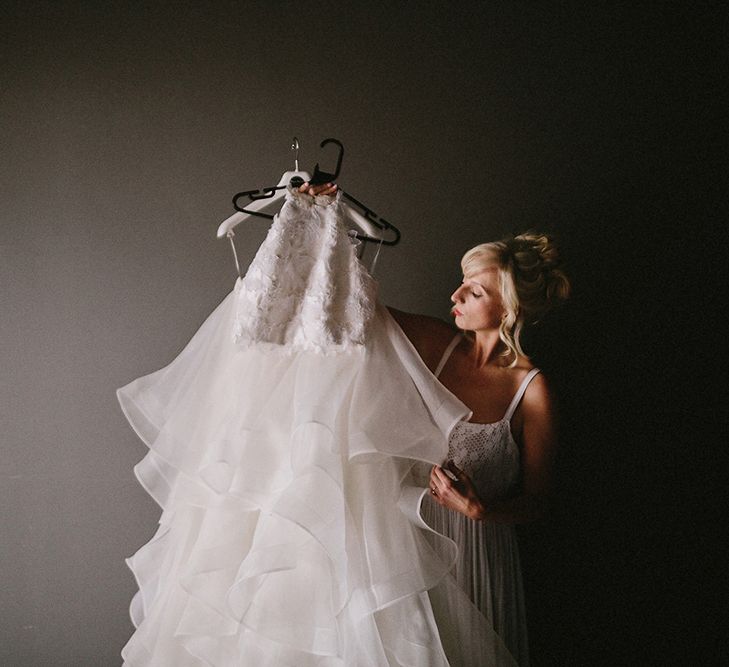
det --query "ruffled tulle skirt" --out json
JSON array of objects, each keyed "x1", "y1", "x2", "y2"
[{"x1": 117, "y1": 284, "x2": 516, "y2": 666}]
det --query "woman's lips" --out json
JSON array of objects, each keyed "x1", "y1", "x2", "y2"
[{"x1": 452, "y1": 309, "x2": 463, "y2": 316}]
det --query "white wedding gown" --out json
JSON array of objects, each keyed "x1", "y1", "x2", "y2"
[{"x1": 117, "y1": 189, "x2": 517, "y2": 666}]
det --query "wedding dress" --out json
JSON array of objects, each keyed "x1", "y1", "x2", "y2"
[{"x1": 117, "y1": 188, "x2": 517, "y2": 666}]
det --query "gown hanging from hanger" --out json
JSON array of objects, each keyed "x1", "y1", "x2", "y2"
[{"x1": 117, "y1": 188, "x2": 517, "y2": 666}]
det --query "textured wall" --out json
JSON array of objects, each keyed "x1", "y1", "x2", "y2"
[{"x1": 1, "y1": 2, "x2": 718, "y2": 665}]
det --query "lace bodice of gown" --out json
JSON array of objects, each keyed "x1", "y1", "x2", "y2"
[{"x1": 233, "y1": 187, "x2": 377, "y2": 353}]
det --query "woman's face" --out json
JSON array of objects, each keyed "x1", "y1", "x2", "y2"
[{"x1": 450, "y1": 268, "x2": 505, "y2": 332}]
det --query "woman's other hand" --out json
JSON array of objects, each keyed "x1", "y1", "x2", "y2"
[{"x1": 429, "y1": 462, "x2": 486, "y2": 521}]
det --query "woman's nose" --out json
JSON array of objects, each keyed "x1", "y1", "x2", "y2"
[{"x1": 451, "y1": 286, "x2": 463, "y2": 303}]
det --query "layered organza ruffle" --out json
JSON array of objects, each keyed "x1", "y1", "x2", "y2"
[{"x1": 118, "y1": 288, "x2": 516, "y2": 666}]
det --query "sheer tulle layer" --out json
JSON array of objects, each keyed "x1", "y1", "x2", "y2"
[{"x1": 118, "y1": 290, "x2": 515, "y2": 666}]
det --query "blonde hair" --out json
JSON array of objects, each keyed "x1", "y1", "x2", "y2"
[{"x1": 461, "y1": 232, "x2": 570, "y2": 366}]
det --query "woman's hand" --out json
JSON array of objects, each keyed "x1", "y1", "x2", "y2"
[
  {"x1": 298, "y1": 181, "x2": 338, "y2": 197},
  {"x1": 429, "y1": 462, "x2": 486, "y2": 521}
]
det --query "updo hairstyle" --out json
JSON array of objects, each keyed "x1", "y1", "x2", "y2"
[{"x1": 460, "y1": 232, "x2": 570, "y2": 365}]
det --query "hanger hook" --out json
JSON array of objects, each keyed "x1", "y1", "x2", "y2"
[
  {"x1": 320, "y1": 138, "x2": 343, "y2": 178},
  {"x1": 309, "y1": 138, "x2": 344, "y2": 185},
  {"x1": 291, "y1": 137, "x2": 300, "y2": 171}
]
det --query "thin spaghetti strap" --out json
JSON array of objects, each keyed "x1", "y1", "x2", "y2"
[
  {"x1": 504, "y1": 368, "x2": 541, "y2": 422},
  {"x1": 434, "y1": 334, "x2": 462, "y2": 378}
]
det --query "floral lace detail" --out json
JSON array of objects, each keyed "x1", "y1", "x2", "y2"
[
  {"x1": 447, "y1": 419, "x2": 520, "y2": 504},
  {"x1": 233, "y1": 187, "x2": 378, "y2": 353}
]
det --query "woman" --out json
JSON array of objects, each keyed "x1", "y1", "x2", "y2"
[
  {"x1": 301, "y1": 183, "x2": 569, "y2": 665},
  {"x1": 393, "y1": 234, "x2": 569, "y2": 665}
]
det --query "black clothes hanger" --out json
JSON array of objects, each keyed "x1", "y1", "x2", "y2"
[
  {"x1": 231, "y1": 138, "x2": 400, "y2": 246},
  {"x1": 339, "y1": 190, "x2": 401, "y2": 246}
]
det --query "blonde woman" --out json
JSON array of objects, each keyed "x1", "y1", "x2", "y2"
[{"x1": 390, "y1": 233, "x2": 570, "y2": 665}]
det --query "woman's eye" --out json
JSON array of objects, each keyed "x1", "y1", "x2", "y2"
[{"x1": 471, "y1": 292, "x2": 481, "y2": 298}]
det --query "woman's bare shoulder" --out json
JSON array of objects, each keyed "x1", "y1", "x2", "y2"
[
  {"x1": 511, "y1": 369, "x2": 558, "y2": 447},
  {"x1": 387, "y1": 307, "x2": 459, "y2": 369},
  {"x1": 520, "y1": 370, "x2": 556, "y2": 416}
]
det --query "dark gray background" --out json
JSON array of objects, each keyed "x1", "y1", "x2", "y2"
[{"x1": 1, "y1": 2, "x2": 721, "y2": 666}]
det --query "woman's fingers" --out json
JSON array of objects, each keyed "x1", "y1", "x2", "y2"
[
  {"x1": 431, "y1": 465, "x2": 458, "y2": 499},
  {"x1": 429, "y1": 466, "x2": 443, "y2": 500},
  {"x1": 432, "y1": 463, "x2": 473, "y2": 508},
  {"x1": 429, "y1": 465, "x2": 442, "y2": 487},
  {"x1": 298, "y1": 182, "x2": 338, "y2": 197},
  {"x1": 435, "y1": 465, "x2": 459, "y2": 487},
  {"x1": 431, "y1": 463, "x2": 481, "y2": 518},
  {"x1": 319, "y1": 183, "x2": 338, "y2": 196}
]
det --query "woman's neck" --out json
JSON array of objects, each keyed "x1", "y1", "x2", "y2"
[{"x1": 468, "y1": 329, "x2": 509, "y2": 369}]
